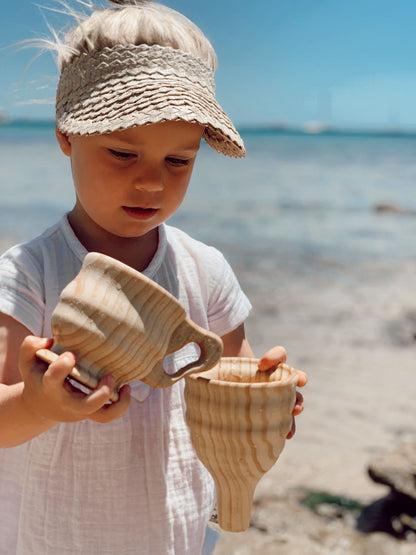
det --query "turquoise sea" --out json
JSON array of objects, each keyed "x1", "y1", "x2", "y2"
[{"x1": 1, "y1": 122, "x2": 415, "y2": 276}]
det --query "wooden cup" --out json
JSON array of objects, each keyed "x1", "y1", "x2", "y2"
[{"x1": 37, "y1": 252, "x2": 223, "y2": 401}]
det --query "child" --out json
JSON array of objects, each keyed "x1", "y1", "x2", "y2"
[{"x1": 0, "y1": 1, "x2": 307, "y2": 553}]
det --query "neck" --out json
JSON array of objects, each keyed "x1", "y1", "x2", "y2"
[{"x1": 67, "y1": 210, "x2": 159, "y2": 272}]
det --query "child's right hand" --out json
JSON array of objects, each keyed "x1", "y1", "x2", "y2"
[{"x1": 20, "y1": 336, "x2": 131, "y2": 425}]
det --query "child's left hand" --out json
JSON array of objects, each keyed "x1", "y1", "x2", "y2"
[{"x1": 257, "y1": 346, "x2": 307, "y2": 440}]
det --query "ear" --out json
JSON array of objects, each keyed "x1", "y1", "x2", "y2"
[{"x1": 55, "y1": 127, "x2": 72, "y2": 156}]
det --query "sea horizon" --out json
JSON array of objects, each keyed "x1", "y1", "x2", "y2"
[{"x1": 2, "y1": 117, "x2": 416, "y2": 140}]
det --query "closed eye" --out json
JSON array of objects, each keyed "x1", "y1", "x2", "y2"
[
  {"x1": 108, "y1": 149, "x2": 136, "y2": 160},
  {"x1": 166, "y1": 156, "x2": 191, "y2": 167}
]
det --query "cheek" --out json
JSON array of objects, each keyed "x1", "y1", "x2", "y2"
[
  {"x1": 70, "y1": 154, "x2": 94, "y2": 193},
  {"x1": 70, "y1": 157, "x2": 112, "y2": 198},
  {"x1": 173, "y1": 166, "x2": 195, "y2": 193},
  {"x1": 167, "y1": 175, "x2": 192, "y2": 207},
  {"x1": 70, "y1": 146, "x2": 109, "y2": 186}
]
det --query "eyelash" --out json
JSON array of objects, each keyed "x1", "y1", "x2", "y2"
[
  {"x1": 166, "y1": 157, "x2": 190, "y2": 167},
  {"x1": 108, "y1": 150, "x2": 191, "y2": 167},
  {"x1": 109, "y1": 149, "x2": 135, "y2": 160}
]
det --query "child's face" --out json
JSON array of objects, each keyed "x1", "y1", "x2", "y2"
[{"x1": 57, "y1": 121, "x2": 204, "y2": 242}]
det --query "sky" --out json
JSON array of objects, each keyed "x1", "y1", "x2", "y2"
[{"x1": 1, "y1": 0, "x2": 416, "y2": 130}]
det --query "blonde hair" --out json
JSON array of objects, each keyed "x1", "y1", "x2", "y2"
[{"x1": 50, "y1": 0, "x2": 218, "y2": 71}]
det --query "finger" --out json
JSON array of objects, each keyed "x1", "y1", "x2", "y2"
[
  {"x1": 292, "y1": 391, "x2": 304, "y2": 416},
  {"x1": 296, "y1": 370, "x2": 308, "y2": 387},
  {"x1": 286, "y1": 417, "x2": 296, "y2": 439},
  {"x1": 19, "y1": 336, "x2": 53, "y2": 371},
  {"x1": 257, "y1": 346, "x2": 287, "y2": 371},
  {"x1": 89, "y1": 383, "x2": 131, "y2": 423},
  {"x1": 80, "y1": 374, "x2": 117, "y2": 413},
  {"x1": 43, "y1": 352, "x2": 77, "y2": 388}
]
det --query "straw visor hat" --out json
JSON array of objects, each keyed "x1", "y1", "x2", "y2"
[{"x1": 56, "y1": 43, "x2": 245, "y2": 158}]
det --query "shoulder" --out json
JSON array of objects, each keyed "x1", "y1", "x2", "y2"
[
  {"x1": 0, "y1": 217, "x2": 84, "y2": 335},
  {"x1": 164, "y1": 225, "x2": 227, "y2": 269},
  {"x1": 0, "y1": 219, "x2": 65, "y2": 276},
  {"x1": 0, "y1": 216, "x2": 84, "y2": 281},
  {"x1": 0, "y1": 238, "x2": 47, "y2": 285},
  {"x1": 163, "y1": 225, "x2": 251, "y2": 336},
  {"x1": 0, "y1": 220, "x2": 65, "y2": 307}
]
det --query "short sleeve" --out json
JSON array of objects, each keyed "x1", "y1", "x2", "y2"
[
  {"x1": 0, "y1": 246, "x2": 45, "y2": 335},
  {"x1": 206, "y1": 250, "x2": 252, "y2": 337}
]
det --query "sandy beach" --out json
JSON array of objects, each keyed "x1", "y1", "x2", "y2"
[{"x1": 212, "y1": 247, "x2": 416, "y2": 553}]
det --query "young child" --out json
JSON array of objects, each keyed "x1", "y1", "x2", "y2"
[{"x1": 0, "y1": 1, "x2": 307, "y2": 553}]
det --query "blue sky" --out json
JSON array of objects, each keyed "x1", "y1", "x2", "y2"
[{"x1": 1, "y1": 0, "x2": 416, "y2": 129}]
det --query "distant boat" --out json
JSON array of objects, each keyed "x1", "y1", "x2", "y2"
[{"x1": 302, "y1": 121, "x2": 329, "y2": 134}]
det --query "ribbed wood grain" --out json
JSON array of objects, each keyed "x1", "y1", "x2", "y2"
[
  {"x1": 184, "y1": 358, "x2": 298, "y2": 532},
  {"x1": 36, "y1": 252, "x2": 223, "y2": 400}
]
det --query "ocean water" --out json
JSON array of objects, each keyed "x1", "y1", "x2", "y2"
[{"x1": 1, "y1": 122, "x2": 415, "y2": 273}]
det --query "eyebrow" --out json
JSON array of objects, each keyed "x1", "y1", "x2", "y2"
[{"x1": 105, "y1": 136, "x2": 201, "y2": 152}]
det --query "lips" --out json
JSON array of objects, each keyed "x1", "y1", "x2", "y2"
[{"x1": 122, "y1": 206, "x2": 158, "y2": 220}]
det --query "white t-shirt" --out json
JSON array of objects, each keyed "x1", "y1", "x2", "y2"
[{"x1": 0, "y1": 216, "x2": 251, "y2": 555}]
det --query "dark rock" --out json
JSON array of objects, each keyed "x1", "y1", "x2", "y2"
[
  {"x1": 356, "y1": 443, "x2": 416, "y2": 541},
  {"x1": 357, "y1": 492, "x2": 416, "y2": 541},
  {"x1": 375, "y1": 203, "x2": 416, "y2": 215},
  {"x1": 367, "y1": 443, "x2": 416, "y2": 499}
]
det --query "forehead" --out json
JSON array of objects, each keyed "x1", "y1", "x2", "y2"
[{"x1": 102, "y1": 121, "x2": 204, "y2": 147}]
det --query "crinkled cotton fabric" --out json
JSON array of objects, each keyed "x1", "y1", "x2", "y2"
[{"x1": 0, "y1": 216, "x2": 251, "y2": 555}]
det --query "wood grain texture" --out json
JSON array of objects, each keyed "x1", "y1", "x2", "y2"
[
  {"x1": 185, "y1": 358, "x2": 298, "y2": 532},
  {"x1": 36, "y1": 252, "x2": 223, "y2": 399}
]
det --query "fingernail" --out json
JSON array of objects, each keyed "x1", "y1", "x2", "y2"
[{"x1": 101, "y1": 375, "x2": 115, "y2": 387}]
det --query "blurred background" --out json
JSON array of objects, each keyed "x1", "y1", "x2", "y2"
[
  {"x1": 1, "y1": 0, "x2": 416, "y2": 131},
  {"x1": 1, "y1": 2, "x2": 416, "y2": 553}
]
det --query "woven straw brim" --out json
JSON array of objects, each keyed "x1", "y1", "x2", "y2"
[{"x1": 56, "y1": 45, "x2": 245, "y2": 158}]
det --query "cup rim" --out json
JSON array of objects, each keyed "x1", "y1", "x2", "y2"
[{"x1": 186, "y1": 357, "x2": 298, "y2": 388}]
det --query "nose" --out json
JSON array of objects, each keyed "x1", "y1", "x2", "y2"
[{"x1": 133, "y1": 163, "x2": 164, "y2": 192}]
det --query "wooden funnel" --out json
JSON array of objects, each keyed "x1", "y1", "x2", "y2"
[{"x1": 184, "y1": 357, "x2": 298, "y2": 532}]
